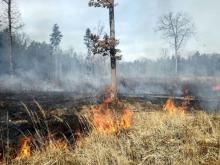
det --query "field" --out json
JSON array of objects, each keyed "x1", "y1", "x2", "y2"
[{"x1": 1, "y1": 100, "x2": 219, "y2": 165}]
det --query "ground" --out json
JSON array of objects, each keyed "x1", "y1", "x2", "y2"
[{"x1": 2, "y1": 101, "x2": 219, "y2": 165}]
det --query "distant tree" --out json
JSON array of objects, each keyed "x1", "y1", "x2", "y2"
[
  {"x1": 50, "y1": 24, "x2": 63, "y2": 49},
  {"x1": 0, "y1": 29, "x2": 9, "y2": 75},
  {"x1": 157, "y1": 12, "x2": 195, "y2": 74},
  {"x1": 50, "y1": 24, "x2": 63, "y2": 81},
  {"x1": 84, "y1": 28, "x2": 92, "y2": 54},
  {"x1": 12, "y1": 33, "x2": 29, "y2": 73},
  {"x1": 84, "y1": 28, "x2": 94, "y2": 74},
  {"x1": 26, "y1": 41, "x2": 53, "y2": 80},
  {"x1": 1, "y1": 0, "x2": 23, "y2": 76}
]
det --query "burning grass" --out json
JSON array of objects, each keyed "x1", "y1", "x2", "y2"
[{"x1": 3, "y1": 101, "x2": 220, "y2": 165}]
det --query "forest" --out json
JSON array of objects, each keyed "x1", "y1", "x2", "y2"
[{"x1": 0, "y1": 28, "x2": 220, "y2": 91}]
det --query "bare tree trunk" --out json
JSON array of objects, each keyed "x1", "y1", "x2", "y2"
[
  {"x1": 58, "y1": 55, "x2": 62, "y2": 82},
  {"x1": 109, "y1": 1, "x2": 117, "y2": 99},
  {"x1": 175, "y1": 49, "x2": 178, "y2": 75},
  {"x1": 91, "y1": 56, "x2": 95, "y2": 76},
  {"x1": 55, "y1": 50, "x2": 59, "y2": 82},
  {"x1": 7, "y1": 0, "x2": 14, "y2": 76},
  {"x1": 6, "y1": 110, "x2": 9, "y2": 164},
  {"x1": 174, "y1": 37, "x2": 178, "y2": 75}
]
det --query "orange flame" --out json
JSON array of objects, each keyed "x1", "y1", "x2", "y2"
[
  {"x1": 15, "y1": 136, "x2": 31, "y2": 160},
  {"x1": 91, "y1": 105, "x2": 116, "y2": 134},
  {"x1": 90, "y1": 87, "x2": 133, "y2": 134},
  {"x1": 178, "y1": 96, "x2": 190, "y2": 114},
  {"x1": 163, "y1": 98, "x2": 177, "y2": 113},
  {"x1": 118, "y1": 108, "x2": 134, "y2": 129},
  {"x1": 163, "y1": 96, "x2": 190, "y2": 114}
]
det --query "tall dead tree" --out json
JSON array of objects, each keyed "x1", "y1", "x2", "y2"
[
  {"x1": 2, "y1": 0, "x2": 22, "y2": 76},
  {"x1": 157, "y1": 12, "x2": 194, "y2": 75},
  {"x1": 89, "y1": 0, "x2": 121, "y2": 99}
]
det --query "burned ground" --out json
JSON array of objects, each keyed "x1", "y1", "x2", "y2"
[{"x1": 0, "y1": 94, "x2": 219, "y2": 165}]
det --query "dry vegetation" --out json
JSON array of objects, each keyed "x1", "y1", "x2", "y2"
[{"x1": 2, "y1": 102, "x2": 220, "y2": 165}]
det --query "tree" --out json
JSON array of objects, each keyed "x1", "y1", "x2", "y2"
[
  {"x1": 0, "y1": 29, "x2": 9, "y2": 75},
  {"x1": 26, "y1": 41, "x2": 53, "y2": 81},
  {"x1": 1, "y1": 0, "x2": 23, "y2": 76},
  {"x1": 89, "y1": 0, "x2": 121, "y2": 99},
  {"x1": 84, "y1": 28, "x2": 94, "y2": 75},
  {"x1": 50, "y1": 24, "x2": 63, "y2": 48},
  {"x1": 157, "y1": 12, "x2": 195, "y2": 74},
  {"x1": 84, "y1": 28, "x2": 92, "y2": 56},
  {"x1": 50, "y1": 24, "x2": 63, "y2": 81}
]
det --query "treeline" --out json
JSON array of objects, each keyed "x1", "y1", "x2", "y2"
[
  {"x1": 119, "y1": 52, "x2": 220, "y2": 78},
  {"x1": 0, "y1": 27, "x2": 220, "y2": 90},
  {"x1": 0, "y1": 29, "x2": 79, "y2": 80},
  {"x1": 0, "y1": 27, "x2": 110, "y2": 89}
]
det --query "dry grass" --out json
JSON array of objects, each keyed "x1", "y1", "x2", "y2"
[{"x1": 4, "y1": 104, "x2": 220, "y2": 165}]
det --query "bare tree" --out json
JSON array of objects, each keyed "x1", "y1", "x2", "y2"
[
  {"x1": 157, "y1": 12, "x2": 195, "y2": 74},
  {"x1": 1, "y1": 0, "x2": 23, "y2": 76},
  {"x1": 89, "y1": 0, "x2": 121, "y2": 99}
]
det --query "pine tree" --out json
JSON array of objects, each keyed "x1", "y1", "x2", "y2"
[
  {"x1": 50, "y1": 24, "x2": 63, "y2": 82},
  {"x1": 50, "y1": 24, "x2": 63, "y2": 49},
  {"x1": 84, "y1": 28, "x2": 94, "y2": 75}
]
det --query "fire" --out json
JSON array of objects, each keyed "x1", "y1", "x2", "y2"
[
  {"x1": 90, "y1": 87, "x2": 133, "y2": 134},
  {"x1": 118, "y1": 108, "x2": 134, "y2": 129},
  {"x1": 91, "y1": 105, "x2": 116, "y2": 134},
  {"x1": 15, "y1": 136, "x2": 31, "y2": 160},
  {"x1": 163, "y1": 96, "x2": 190, "y2": 114},
  {"x1": 90, "y1": 105, "x2": 133, "y2": 134},
  {"x1": 178, "y1": 95, "x2": 190, "y2": 114},
  {"x1": 163, "y1": 98, "x2": 177, "y2": 113}
]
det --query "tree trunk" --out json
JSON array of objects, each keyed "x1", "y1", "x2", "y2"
[
  {"x1": 175, "y1": 49, "x2": 178, "y2": 75},
  {"x1": 109, "y1": 1, "x2": 117, "y2": 99},
  {"x1": 174, "y1": 37, "x2": 178, "y2": 75},
  {"x1": 54, "y1": 49, "x2": 59, "y2": 82},
  {"x1": 8, "y1": 0, "x2": 14, "y2": 76}
]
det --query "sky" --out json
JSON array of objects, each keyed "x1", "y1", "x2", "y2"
[{"x1": 11, "y1": 0, "x2": 220, "y2": 61}]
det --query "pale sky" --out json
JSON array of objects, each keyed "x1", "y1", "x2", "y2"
[{"x1": 11, "y1": 0, "x2": 220, "y2": 61}]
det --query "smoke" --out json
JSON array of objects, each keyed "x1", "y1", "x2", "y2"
[
  {"x1": 1, "y1": 42, "x2": 220, "y2": 111},
  {"x1": 117, "y1": 54, "x2": 220, "y2": 111},
  {"x1": 0, "y1": 29, "x2": 220, "y2": 111}
]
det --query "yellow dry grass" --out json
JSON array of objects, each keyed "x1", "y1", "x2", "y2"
[{"x1": 5, "y1": 107, "x2": 220, "y2": 165}]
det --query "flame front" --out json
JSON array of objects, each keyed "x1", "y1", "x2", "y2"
[
  {"x1": 90, "y1": 87, "x2": 133, "y2": 134},
  {"x1": 163, "y1": 96, "x2": 190, "y2": 114},
  {"x1": 91, "y1": 106, "x2": 116, "y2": 134},
  {"x1": 15, "y1": 137, "x2": 31, "y2": 160},
  {"x1": 163, "y1": 98, "x2": 177, "y2": 113},
  {"x1": 178, "y1": 96, "x2": 190, "y2": 114},
  {"x1": 118, "y1": 108, "x2": 134, "y2": 129}
]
